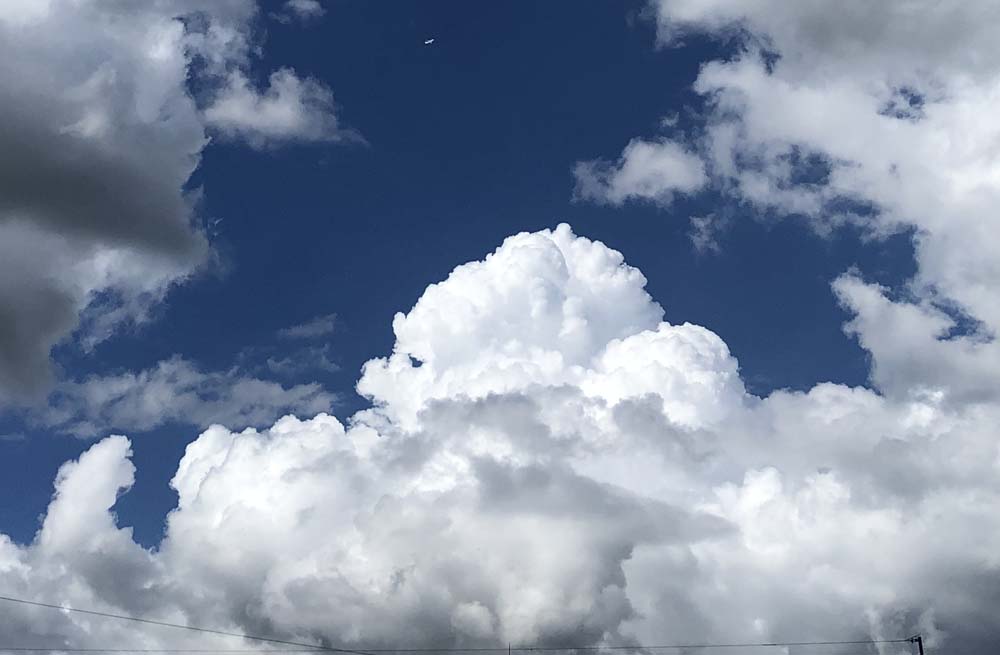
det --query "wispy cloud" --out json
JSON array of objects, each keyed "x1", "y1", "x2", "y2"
[
  {"x1": 277, "y1": 313, "x2": 337, "y2": 340},
  {"x1": 271, "y1": 0, "x2": 326, "y2": 24},
  {"x1": 37, "y1": 357, "x2": 335, "y2": 438}
]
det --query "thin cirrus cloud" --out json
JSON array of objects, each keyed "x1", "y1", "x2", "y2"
[
  {"x1": 0, "y1": 0, "x2": 353, "y2": 404},
  {"x1": 687, "y1": 214, "x2": 727, "y2": 254},
  {"x1": 277, "y1": 313, "x2": 338, "y2": 340},
  {"x1": 35, "y1": 356, "x2": 335, "y2": 438},
  {"x1": 1, "y1": 225, "x2": 998, "y2": 653},
  {"x1": 266, "y1": 314, "x2": 340, "y2": 376},
  {"x1": 266, "y1": 344, "x2": 340, "y2": 377}
]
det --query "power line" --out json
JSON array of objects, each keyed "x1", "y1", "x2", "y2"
[
  {"x1": 12, "y1": 642, "x2": 911, "y2": 653},
  {"x1": 0, "y1": 651, "x2": 921, "y2": 655},
  {"x1": 0, "y1": 642, "x2": 919, "y2": 653},
  {"x1": 365, "y1": 642, "x2": 916, "y2": 652},
  {"x1": 0, "y1": 596, "x2": 368, "y2": 655},
  {"x1": 0, "y1": 593, "x2": 918, "y2": 654},
  {"x1": 0, "y1": 648, "x2": 919, "y2": 654}
]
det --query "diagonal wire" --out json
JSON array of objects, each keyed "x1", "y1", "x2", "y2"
[
  {"x1": 0, "y1": 648, "x2": 917, "y2": 654},
  {"x1": 0, "y1": 595, "x2": 371, "y2": 655},
  {"x1": 0, "y1": 593, "x2": 918, "y2": 654},
  {"x1": 0, "y1": 651, "x2": 915, "y2": 654}
]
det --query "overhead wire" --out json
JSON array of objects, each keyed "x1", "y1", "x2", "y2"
[
  {"x1": 0, "y1": 593, "x2": 918, "y2": 654},
  {"x1": 0, "y1": 596, "x2": 368, "y2": 655},
  {"x1": 0, "y1": 647, "x2": 920, "y2": 654}
]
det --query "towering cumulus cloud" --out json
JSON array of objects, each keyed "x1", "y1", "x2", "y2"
[
  {"x1": 0, "y1": 1, "x2": 350, "y2": 402},
  {"x1": 2, "y1": 226, "x2": 998, "y2": 653}
]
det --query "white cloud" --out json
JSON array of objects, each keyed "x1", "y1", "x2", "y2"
[
  {"x1": 663, "y1": 0, "x2": 1000, "y2": 415},
  {"x1": 3, "y1": 2, "x2": 1000, "y2": 652},
  {"x1": 574, "y1": 139, "x2": 707, "y2": 206},
  {"x1": 688, "y1": 214, "x2": 727, "y2": 253},
  {"x1": 266, "y1": 343, "x2": 340, "y2": 376},
  {"x1": 205, "y1": 69, "x2": 356, "y2": 148},
  {"x1": 2, "y1": 226, "x2": 998, "y2": 653},
  {"x1": 357, "y1": 224, "x2": 670, "y2": 430},
  {"x1": 564, "y1": 6, "x2": 1000, "y2": 642},
  {"x1": 273, "y1": 0, "x2": 326, "y2": 24},
  {"x1": 37, "y1": 357, "x2": 336, "y2": 438},
  {"x1": 572, "y1": 1, "x2": 1000, "y2": 417},
  {"x1": 278, "y1": 313, "x2": 338, "y2": 339},
  {"x1": 833, "y1": 275, "x2": 1000, "y2": 404},
  {"x1": 0, "y1": 1, "x2": 352, "y2": 402}
]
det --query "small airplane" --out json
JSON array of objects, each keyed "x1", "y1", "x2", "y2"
[{"x1": 424, "y1": 38, "x2": 435, "y2": 45}]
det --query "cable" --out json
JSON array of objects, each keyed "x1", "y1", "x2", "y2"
[
  {"x1": 0, "y1": 596, "x2": 369, "y2": 655},
  {"x1": 0, "y1": 593, "x2": 917, "y2": 654},
  {"x1": 0, "y1": 652, "x2": 908, "y2": 655},
  {"x1": 0, "y1": 642, "x2": 917, "y2": 653},
  {"x1": 0, "y1": 651, "x2": 922, "y2": 655},
  {"x1": 368, "y1": 642, "x2": 915, "y2": 652},
  {"x1": 0, "y1": 642, "x2": 917, "y2": 654}
]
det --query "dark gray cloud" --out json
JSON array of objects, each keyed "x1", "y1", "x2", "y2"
[
  {"x1": 0, "y1": 100, "x2": 204, "y2": 256},
  {"x1": 0, "y1": 1, "x2": 348, "y2": 402},
  {"x1": 0, "y1": 3, "x2": 209, "y2": 400}
]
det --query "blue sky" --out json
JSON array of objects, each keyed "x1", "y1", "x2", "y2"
[
  {"x1": 1, "y1": 2, "x2": 999, "y2": 654},
  {"x1": 0, "y1": 1, "x2": 915, "y2": 545}
]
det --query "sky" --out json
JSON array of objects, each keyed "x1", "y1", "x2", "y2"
[{"x1": 0, "y1": 1, "x2": 998, "y2": 654}]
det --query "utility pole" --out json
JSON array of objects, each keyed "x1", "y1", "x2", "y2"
[{"x1": 909, "y1": 634, "x2": 924, "y2": 655}]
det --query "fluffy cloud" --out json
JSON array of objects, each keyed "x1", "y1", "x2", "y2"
[
  {"x1": 577, "y1": 0, "x2": 1000, "y2": 416},
  {"x1": 0, "y1": 1, "x2": 349, "y2": 402},
  {"x1": 204, "y1": 69, "x2": 356, "y2": 148},
  {"x1": 4, "y1": 2, "x2": 1000, "y2": 651},
  {"x1": 2, "y1": 226, "x2": 997, "y2": 653},
  {"x1": 574, "y1": 139, "x2": 707, "y2": 206}
]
